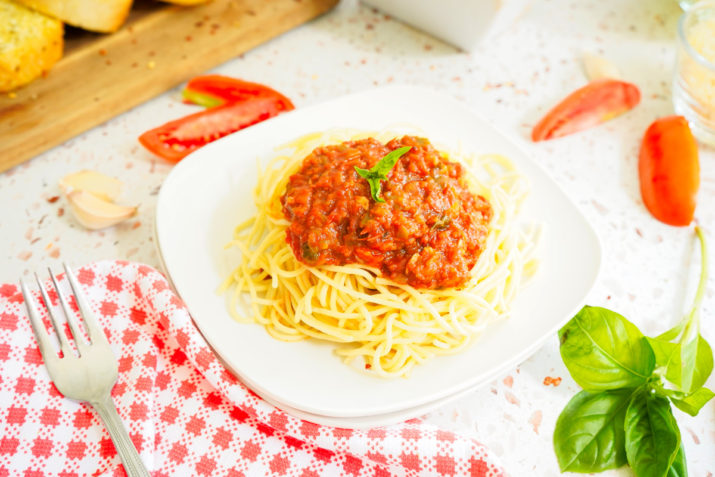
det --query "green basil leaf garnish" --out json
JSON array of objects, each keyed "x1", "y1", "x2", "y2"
[
  {"x1": 559, "y1": 306, "x2": 656, "y2": 391},
  {"x1": 553, "y1": 389, "x2": 631, "y2": 472},
  {"x1": 372, "y1": 146, "x2": 411, "y2": 176},
  {"x1": 354, "y1": 146, "x2": 411, "y2": 202}
]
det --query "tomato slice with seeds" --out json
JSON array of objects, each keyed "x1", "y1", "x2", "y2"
[
  {"x1": 182, "y1": 75, "x2": 295, "y2": 110},
  {"x1": 139, "y1": 76, "x2": 294, "y2": 162},
  {"x1": 139, "y1": 96, "x2": 290, "y2": 162}
]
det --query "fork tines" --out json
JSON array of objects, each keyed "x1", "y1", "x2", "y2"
[{"x1": 20, "y1": 263, "x2": 103, "y2": 358}]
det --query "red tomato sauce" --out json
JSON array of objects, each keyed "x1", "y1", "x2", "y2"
[{"x1": 280, "y1": 136, "x2": 493, "y2": 289}]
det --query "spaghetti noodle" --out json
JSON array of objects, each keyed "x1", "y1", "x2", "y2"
[{"x1": 220, "y1": 131, "x2": 539, "y2": 377}]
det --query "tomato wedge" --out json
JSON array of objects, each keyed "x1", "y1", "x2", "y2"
[
  {"x1": 139, "y1": 97, "x2": 289, "y2": 162},
  {"x1": 140, "y1": 76, "x2": 295, "y2": 162},
  {"x1": 638, "y1": 116, "x2": 699, "y2": 226},
  {"x1": 532, "y1": 79, "x2": 641, "y2": 141},
  {"x1": 182, "y1": 75, "x2": 294, "y2": 110}
]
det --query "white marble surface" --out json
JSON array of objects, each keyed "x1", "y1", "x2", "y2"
[{"x1": 2, "y1": 0, "x2": 714, "y2": 475}]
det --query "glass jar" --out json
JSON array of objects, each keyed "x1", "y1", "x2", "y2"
[{"x1": 673, "y1": 1, "x2": 715, "y2": 145}]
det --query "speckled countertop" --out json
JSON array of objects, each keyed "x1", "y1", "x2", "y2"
[{"x1": 2, "y1": 0, "x2": 714, "y2": 475}]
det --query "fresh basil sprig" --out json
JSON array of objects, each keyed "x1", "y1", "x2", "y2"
[
  {"x1": 354, "y1": 146, "x2": 411, "y2": 202},
  {"x1": 554, "y1": 226, "x2": 713, "y2": 477}
]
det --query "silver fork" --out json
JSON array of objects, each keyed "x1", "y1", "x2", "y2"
[{"x1": 20, "y1": 263, "x2": 150, "y2": 477}]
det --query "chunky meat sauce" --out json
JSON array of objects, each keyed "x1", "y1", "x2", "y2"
[{"x1": 280, "y1": 136, "x2": 493, "y2": 289}]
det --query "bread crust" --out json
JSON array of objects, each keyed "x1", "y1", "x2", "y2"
[
  {"x1": 14, "y1": 0, "x2": 133, "y2": 33},
  {"x1": 159, "y1": 0, "x2": 210, "y2": 4},
  {"x1": 0, "y1": 0, "x2": 64, "y2": 92}
]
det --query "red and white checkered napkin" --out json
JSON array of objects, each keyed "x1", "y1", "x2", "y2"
[{"x1": 0, "y1": 261, "x2": 505, "y2": 477}]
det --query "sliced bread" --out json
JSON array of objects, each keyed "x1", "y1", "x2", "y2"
[
  {"x1": 14, "y1": 0, "x2": 133, "y2": 33},
  {"x1": 0, "y1": 0, "x2": 63, "y2": 92}
]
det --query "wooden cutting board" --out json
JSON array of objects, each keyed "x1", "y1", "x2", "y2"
[{"x1": 0, "y1": 0, "x2": 338, "y2": 173}]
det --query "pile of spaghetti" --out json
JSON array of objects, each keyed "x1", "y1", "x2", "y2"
[{"x1": 219, "y1": 131, "x2": 539, "y2": 377}]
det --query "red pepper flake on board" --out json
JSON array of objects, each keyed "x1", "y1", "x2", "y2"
[{"x1": 46, "y1": 195, "x2": 60, "y2": 203}]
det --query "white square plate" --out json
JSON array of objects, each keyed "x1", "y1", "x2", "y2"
[{"x1": 155, "y1": 85, "x2": 602, "y2": 418}]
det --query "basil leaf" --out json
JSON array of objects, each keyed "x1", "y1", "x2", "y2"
[
  {"x1": 648, "y1": 336, "x2": 713, "y2": 393},
  {"x1": 354, "y1": 167, "x2": 373, "y2": 180},
  {"x1": 680, "y1": 333, "x2": 698, "y2": 394},
  {"x1": 657, "y1": 320, "x2": 686, "y2": 342},
  {"x1": 668, "y1": 445, "x2": 688, "y2": 477},
  {"x1": 354, "y1": 146, "x2": 411, "y2": 202},
  {"x1": 368, "y1": 177, "x2": 385, "y2": 203},
  {"x1": 559, "y1": 306, "x2": 656, "y2": 391},
  {"x1": 553, "y1": 389, "x2": 630, "y2": 472},
  {"x1": 625, "y1": 389, "x2": 680, "y2": 477},
  {"x1": 680, "y1": 331, "x2": 712, "y2": 394},
  {"x1": 373, "y1": 146, "x2": 411, "y2": 176},
  {"x1": 670, "y1": 387, "x2": 715, "y2": 416},
  {"x1": 649, "y1": 338, "x2": 679, "y2": 379},
  {"x1": 354, "y1": 168, "x2": 385, "y2": 203}
]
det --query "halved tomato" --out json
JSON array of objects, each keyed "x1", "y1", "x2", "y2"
[
  {"x1": 139, "y1": 96, "x2": 290, "y2": 162},
  {"x1": 638, "y1": 116, "x2": 699, "y2": 226},
  {"x1": 140, "y1": 76, "x2": 295, "y2": 162},
  {"x1": 532, "y1": 79, "x2": 641, "y2": 141}
]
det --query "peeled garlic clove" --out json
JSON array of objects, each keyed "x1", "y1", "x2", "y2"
[
  {"x1": 66, "y1": 190, "x2": 137, "y2": 230},
  {"x1": 60, "y1": 170, "x2": 123, "y2": 202},
  {"x1": 582, "y1": 52, "x2": 622, "y2": 81}
]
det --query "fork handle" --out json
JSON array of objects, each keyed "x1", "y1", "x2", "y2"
[{"x1": 92, "y1": 394, "x2": 151, "y2": 477}]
